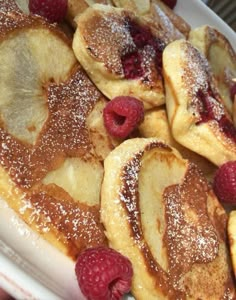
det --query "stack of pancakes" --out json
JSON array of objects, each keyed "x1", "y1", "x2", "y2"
[{"x1": 0, "y1": 0, "x2": 235, "y2": 298}]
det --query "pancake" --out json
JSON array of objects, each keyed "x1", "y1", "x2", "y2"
[
  {"x1": 112, "y1": 0, "x2": 151, "y2": 15},
  {"x1": 234, "y1": 90, "x2": 236, "y2": 127},
  {"x1": 0, "y1": 10, "x2": 117, "y2": 259},
  {"x1": 139, "y1": 1, "x2": 186, "y2": 44},
  {"x1": 163, "y1": 39, "x2": 236, "y2": 166},
  {"x1": 66, "y1": 0, "x2": 113, "y2": 27},
  {"x1": 228, "y1": 211, "x2": 236, "y2": 278},
  {"x1": 152, "y1": 0, "x2": 190, "y2": 38},
  {"x1": 139, "y1": 107, "x2": 217, "y2": 180},
  {"x1": 72, "y1": 4, "x2": 166, "y2": 109},
  {"x1": 101, "y1": 137, "x2": 235, "y2": 299},
  {"x1": 189, "y1": 25, "x2": 236, "y2": 117},
  {"x1": 112, "y1": 0, "x2": 190, "y2": 42}
]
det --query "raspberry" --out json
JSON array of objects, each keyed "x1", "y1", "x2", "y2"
[
  {"x1": 195, "y1": 88, "x2": 236, "y2": 143},
  {"x1": 29, "y1": 0, "x2": 68, "y2": 23},
  {"x1": 121, "y1": 20, "x2": 165, "y2": 80},
  {"x1": 150, "y1": 38, "x2": 165, "y2": 72},
  {"x1": 161, "y1": 0, "x2": 177, "y2": 9},
  {"x1": 213, "y1": 161, "x2": 236, "y2": 204},
  {"x1": 103, "y1": 96, "x2": 144, "y2": 138},
  {"x1": 75, "y1": 247, "x2": 133, "y2": 300},
  {"x1": 128, "y1": 20, "x2": 153, "y2": 48},
  {"x1": 121, "y1": 51, "x2": 144, "y2": 79}
]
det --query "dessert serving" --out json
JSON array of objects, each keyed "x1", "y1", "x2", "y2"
[{"x1": 0, "y1": 0, "x2": 235, "y2": 299}]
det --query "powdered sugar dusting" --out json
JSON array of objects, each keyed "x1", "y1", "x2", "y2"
[
  {"x1": 116, "y1": 140, "x2": 227, "y2": 296},
  {"x1": 0, "y1": 12, "x2": 107, "y2": 257},
  {"x1": 27, "y1": 191, "x2": 106, "y2": 256},
  {"x1": 141, "y1": 44, "x2": 161, "y2": 85},
  {"x1": 119, "y1": 152, "x2": 142, "y2": 239},
  {"x1": 82, "y1": 9, "x2": 135, "y2": 75},
  {"x1": 182, "y1": 42, "x2": 209, "y2": 105},
  {"x1": 0, "y1": 0, "x2": 21, "y2": 14},
  {"x1": 147, "y1": 3, "x2": 184, "y2": 43},
  {"x1": 164, "y1": 163, "x2": 219, "y2": 291},
  {"x1": 181, "y1": 42, "x2": 236, "y2": 146},
  {"x1": 0, "y1": 66, "x2": 101, "y2": 189},
  {"x1": 0, "y1": 9, "x2": 59, "y2": 39},
  {"x1": 182, "y1": 42, "x2": 227, "y2": 121}
]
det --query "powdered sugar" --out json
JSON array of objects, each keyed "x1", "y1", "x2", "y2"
[
  {"x1": 116, "y1": 141, "x2": 222, "y2": 296},
  {"x1": 182, "y1": 42, "x2": 227, "y2": 122},
  {"x1": 82, "y1": 10, "x2": 135, "y2": 75},
  {"x1": 0, "y1": 11, "x2": 108, "y2": 258}
]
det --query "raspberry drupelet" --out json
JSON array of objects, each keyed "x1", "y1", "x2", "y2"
[
  {"x1": 29, "y1": 0, "x2": 68, "y2": 23},
  {"x1": 75, "y1": 247, "x2": 133, "y2": 300},
  {"x1": 213, "y1": 161, "x2": 236, "y2": 204}
]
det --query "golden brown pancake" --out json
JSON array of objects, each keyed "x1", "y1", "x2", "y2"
[
  {"x1": 228, "y1": 211, "x2": 236, "y2": 278},
  {"x1": 112, "y1": 0, "x2": 190, "y2": 43},
  {"x1": 112, "y1": 0, "x2": 151, "y2": 15},
  {"x1": 152, "y1": 0, "x2": 190, "y2": 38},
  {"x1": 142, "y1": 3, "x2": 184, "y2": 43},
  {"x1": 139, "y1": 107, "x2": 217, "y2": 180},
  {"x1": 0, "y1": 10, "x2": 117, "y2": 259},
  {"x1": 66, "y1": 0, "x2": 113, "y2": 27},
  {"x1": 101, "y1": 138, "x2": 235, "y2": 299},
  {"x1": 189, "y1": 25, "x2": 236, "y2": 117},
  {"x1": 233, "y1": 90, "x2": 236, "y2": 127},
  {"x1": 163, "y1": 39, "x2": 236, "y2": 166},
  {"x1": 73, "y1": 4, "x2": 166, "y2": 109}
]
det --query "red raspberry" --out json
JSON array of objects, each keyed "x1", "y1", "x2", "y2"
[
  {"x1": 29, "y1": 0, "x2": 68, "y2": 23},
  {"x1": 75, "y1": 247, "x2": 133, "y2": 300},
  {"x1": 121, "y1": 51, "x2": 144, "y2": 79},
  {"x1": 128, "y1": 20, "x2": 153, "y2": 48},
  {"x1": 213, "y1": 161, "x2": 236, "y2": 204},
  {"x1": 103, "y1": 96, "x2": 144, "y2": 138},
  {"x1": 121, "y1": 20, "x2": 165, "y2": 80},
  {"x1": 162, "y1": 0, "x2": 177, "y2": 9}
]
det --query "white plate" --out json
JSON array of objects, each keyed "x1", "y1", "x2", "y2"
[{"x1": 0, "y1": 1, "x2": 235, "y2": 300}]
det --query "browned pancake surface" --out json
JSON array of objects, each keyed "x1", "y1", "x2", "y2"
[
  {"x1": 101, "y1": 138, "x2": 235, "y2": 299},
  {"x1": 0, "y1": 11, "x2": 109, "y2": 259}
]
